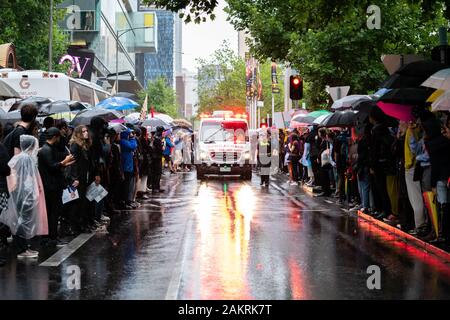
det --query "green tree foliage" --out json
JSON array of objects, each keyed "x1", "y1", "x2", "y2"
[
  {"x1": 143, "y1": 0, "x2": 450, "y2": 108},
  {"x1": 0, "y1": 0, "x2": 69, "y2": 71},
  {"x1": 196, "y1": 41, "x2": 284, "y2": 117},
  {"x1": 138, "y1": 77, "x2": 178, "y2": 117},
  {"x1": 226, "y1": 0, "x2": 449, "y2": 108},
  {"x1": 142, "y1": 0, "x2": 218, "y2": 24}
]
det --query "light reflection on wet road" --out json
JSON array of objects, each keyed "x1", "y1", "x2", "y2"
[{"x1": 0, "y1": 172, "x2": 449, "y2": 300}]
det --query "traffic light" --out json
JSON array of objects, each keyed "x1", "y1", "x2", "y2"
[{"x1": 290, "y1": 75, "x2": 303, "y2": 100}]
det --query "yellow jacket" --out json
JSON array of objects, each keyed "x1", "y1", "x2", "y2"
[{"x1": 404, "y1": 127, "x2": 419, "y2": 170}]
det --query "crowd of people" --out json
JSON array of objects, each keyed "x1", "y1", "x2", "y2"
[
  {"x1": 0, "y1": 103, "x2": 193, "y2": 264},
  {"x1": 278, "y1": 106, "x2": 450, "y2": 246}
]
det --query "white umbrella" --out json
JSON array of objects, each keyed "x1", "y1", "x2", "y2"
[
  {"x1": 331, "y1": 95, "x2": 371, "y2": 110},
  {"x1": 0, "y1": 79, "x2": 20, "y2": 99},
  {"x1": 422, "y1": 68, "x2": 450, "y2": 91},
  {"x1": 431, "y1": 90, "x2": 450, "y2": 112},
  {"x1": 154, "y1": 113, "x2": 174, "y2": 124},
  {"x1": 124, "y1": 112, "x2": 141, "y2": 123}
]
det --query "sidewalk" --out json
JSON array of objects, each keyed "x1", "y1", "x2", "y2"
[{"x1": 292, "y1": 176, "x2": 450, "y2": 263}]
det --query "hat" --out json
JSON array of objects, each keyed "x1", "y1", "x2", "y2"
[{"x1": 46, "y1": 127, "x2": 61, "y2": 139}]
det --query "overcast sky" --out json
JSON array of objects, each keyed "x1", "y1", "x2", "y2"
[{"x1": 182, "y1": 0, "x2": 238, "y2": 72}]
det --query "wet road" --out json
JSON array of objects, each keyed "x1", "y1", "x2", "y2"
[{"x1": 1, "y1": 171, "x2": 450, "y2": 300}]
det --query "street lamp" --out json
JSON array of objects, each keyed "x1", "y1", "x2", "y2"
[{"x1": 115, "y1": 27, "x2": 151, "y2": 93}]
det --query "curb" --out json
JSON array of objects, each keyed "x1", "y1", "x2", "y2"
[{"x1": 357, "y1": 210, "x2": 450, "y2": 264}]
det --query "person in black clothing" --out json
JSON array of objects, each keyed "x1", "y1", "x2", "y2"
[
  {"x1": 38, "y1": 117, "x2": 55, "y2": 148},
  {"x1": 38, "y1": 128, "x2": 75, "y2": 246},
  {"x1": 3, "y1": 103, "x2": 38, "y2": 158},
  {"x1": 257, "y1": 129, "x2": 272, "y2": 187},
  {"x1": 89, "y1": 117, "x2": 107, "y2": 224},
  {"x1": 369, "y1": 107, "x2": 395, "y2": 220},
  {"x1": 288, "y1": 133, "x2": 301, "y2": 184},
  {"x1": 137, "y1": 126, "x2": 151, "y2": 200},
  {"x1": 67, "y1": 125, "x2": 93, "y2": 234},
  {"x1": 109, "y1": 129, "x2": 125, "y2": 210},
  {"x1": 356, "y1": 124, "x2": 372, "y2": 213},
  {"x1": 317, "y1": 128, "x2": 332, "y2": 197},
  {"x1": 0, "y1": 129, "x2": 11, "y2": 267},
  {"x1": 424, "y1": 117, "x2": 450, "y2": 244},
  {"x1": 150, "y1": 127, "x2": 164, "y2": 194}
]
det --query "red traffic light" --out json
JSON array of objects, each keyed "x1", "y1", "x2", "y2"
[{"x1": 290, "y1": 75, "x2": 303, "y2": 100}]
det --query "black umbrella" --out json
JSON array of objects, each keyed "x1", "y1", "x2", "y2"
[
  {"x1": 141, "y1": 117, "x2": 171, "y2": 129},
  {"x1": 39, "y1": 100, "x2": 87, "y2": 115},
  {"x1": 380, "y1": 60, "x2": 447, "y2": 89},
  {"x1": 323, "y1": 110, "x2": 357, "y2": 127},
  {"x1": 70, "y1": 109, "x2": 123, "y2": 126},
  {"x1": 9, "y1": 97, "x2": 52, "y2": 112},
  {"x1": 0, "y1": 110, "x2": 22, "y2": 125},
  {"x1": 352, "y1": 100, "x2": 399, "y2": 127},
  {"x1": 377, "y1": 87, "x2": 434, "y2": 106}
]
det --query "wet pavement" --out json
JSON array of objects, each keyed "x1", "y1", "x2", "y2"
[{"x1": 1, "y1": 171, "x2": 450, "y2": 300}]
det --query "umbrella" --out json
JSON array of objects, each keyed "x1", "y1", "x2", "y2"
[
  {"x1": 331, "y1": 95, "x2": 371, "y2": 110},
  {"x1": 0, "y1": 79, "x2": 20, "y2": 99},
  {"x1": 141, "y1": 117, "x2": 171, "y2": 129},
  {"x1": 108, "y1": 123, "x2": 128, "y2": 134},
  {"x1": 313, "y1": 113, "x2": 333, "y2": 126},
  {"x1": 113, "y1": 92, "x2": 137, "y2": 101},
  {"x1": 96, "y1": 97, "x2": 139, "y2": 111},
  {"x1": 380, "y1": 60, "x2": 448, "y2": 89},
  {"x1": 9, "y1": 96, "x2": 52, "y2": 112},
  {"x1": 421, "y1": 68, "x2": 450, "y2": 91},
  {"x1": 377, "y1": 87, "x2": 434, "y2": 106},
  {"x1": 124, "y1": 112, "x2": 141, "y2": 124},
  {"x1": 322, "y1": 110, "x2": 357, "y2": 127},
  {"x1": 372, "y1": 88, "x2": 392, "y2": 98},
  {"x1": 426, "y1": 89, "x2": 445, "y2": 103},
  {"x1": 431, "y1": 90, "x2": 450, "y2": 111},
  {"x1": 39, "y1": 100, "x2": 87, "y2": 115},
  {"x1": 70, "y1": 109, "x2": 123, "y2": 126},
  {"x1": 172, "y1": 126, "x2": 193, "y2": 134},
  {"x1": 154, "y1": 113, "x2": 174, "y2": 124},
  {"x1": 291, "y1": 110, "x2": 330, "y2": 124},
  {"x1": 376, "y1": 101, "x2": 415, "y2": 122},
  {"x1": 0, "y1": 109, "x2": 22, "y2": 125}
]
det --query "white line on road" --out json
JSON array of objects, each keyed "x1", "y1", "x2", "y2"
[{"x1": 39, "y1": 233, "x2": 94, "y2": 267}]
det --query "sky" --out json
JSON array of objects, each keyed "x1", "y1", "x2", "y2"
[{"x1": 182, "y1": 0, "x2": 238, "y2": 72}]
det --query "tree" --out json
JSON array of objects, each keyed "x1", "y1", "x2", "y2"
[
  {"x1": 0, "y1": 0, "x2": 69, "y2": 71},
  {"x1": 225, "y1": 0, "x2": 449, "y2": 108},
  {"x1": 196, "y1": 41, "x2": 284, "y2": 117},
  {"x1": 138, "y1": 77, "x2": 178, "y2": 117}
]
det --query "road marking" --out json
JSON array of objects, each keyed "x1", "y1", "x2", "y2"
[{"x1": 39, "y1": 233, "x2": 94, "y2": 267}]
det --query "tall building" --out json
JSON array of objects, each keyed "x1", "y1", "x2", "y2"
[
  {"x1": 57, "y1": 0, "x2": 157, "y2": 93},
  {"x1": 136, "y1": 3, "x2": 182, "y2": 91}
]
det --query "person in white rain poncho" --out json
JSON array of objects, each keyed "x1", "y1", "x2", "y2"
[{"x1": 0, "y1": 135, "x2": 48, "y2": 259}]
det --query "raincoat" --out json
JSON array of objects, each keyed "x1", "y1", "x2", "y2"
[{"x1": 0, "y1": 135, "x2": 48, "y2": 239}]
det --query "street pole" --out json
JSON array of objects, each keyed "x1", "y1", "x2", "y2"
[
  {"x1": 271, "y1": 94, "x2": 275, "y2": 127},
  {"x1": 116, "y1": 30, "x2": 119, "y2": 93},
  {"x1": 49, "y1": 0, "x2": 53, "y2": 71}
]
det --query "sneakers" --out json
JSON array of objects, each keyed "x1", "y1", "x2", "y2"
[{"x1": 17, "y1": 250, "x2": 38, "y2": 259}]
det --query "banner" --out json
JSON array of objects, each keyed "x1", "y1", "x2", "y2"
[
  {"x1": 271, "y1": 62, "x2": 280, "y2": 94},
  {"x1": 257, "y1": 63, "x2": 264, "y2": 101},
  {"x1": 140, "y1": 94, "x2": 148, "y2": 121},
  {"x1": 245, "y1": 54, "x2": 252, "y2": 98}
]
